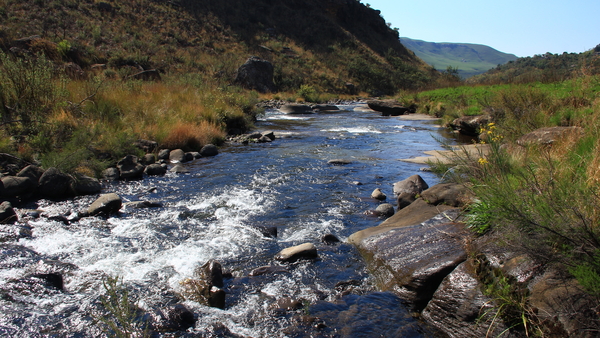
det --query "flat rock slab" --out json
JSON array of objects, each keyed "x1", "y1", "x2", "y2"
[
  {"x1": 352, "y1": 209, "x2": 467, "y2": 310},
  {"x1": 275, "y1": 243, "x2": 318, "y2": 262},
  {"x1": 400, "y1": 144, "x2": 490, "y2": 165}
]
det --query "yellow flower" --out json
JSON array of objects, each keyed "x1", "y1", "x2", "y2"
[{"x1": 478, "y1": 157, "x2": 489, "y2": 165}]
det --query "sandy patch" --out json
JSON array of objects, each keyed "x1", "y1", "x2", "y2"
[{"x1": 401, "y1": 144, "x2": 490, "y2": 164}]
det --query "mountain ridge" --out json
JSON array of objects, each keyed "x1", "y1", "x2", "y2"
[{"x1": 400, "y1": 37, "x2": 517, "y2": 78}]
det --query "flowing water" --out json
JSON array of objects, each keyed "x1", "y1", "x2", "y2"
[{"x1": 0, "y1": 104, "x2": 456, "y2": 337}]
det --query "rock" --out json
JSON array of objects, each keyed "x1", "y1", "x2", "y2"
[
  {"x1": 253, "y1": 225, "x2": 277, "y2": 238},
  {"x1": 279, "y1": 104, "x2": 314, "y2": 114},
  {"x1": 276, "y1": 297, "x2": 303, "y2": 311},
  {"x1": 38, "y1": 167, "x2": 73, "y2": 198},
  {"x1": 0, "y1": 201, "x2": 18, "y2": 224},
  {"x1": 1, "y1": 176, "x2": 36, "y2": 197},
  {"x1": 141, "y1": 154, "x2": 156, "y2": 165},
  {"x1": 371, "y1": 188, "x2": 386, "y2": 200},
  {"x1": 184, "y1": 152, "x2": 194, "y2": 162},
  {"x1": 321, "y1": 234, "x2": 340, "y2": 245},
  {"x1": 200, "y1": 260, "x2": 224, "y2": 288},
  {"x1": 312, "y1": 104, "x2": 339, "y2": 112},
  {"x1": 516, "y1": 126, "x2": 584, "y2": 146},
  {"x1": 190, "y1": 152, "x2": 202, "y2": 159},
  {"x1": 449, "y1": 115, "x2": 491, "y2": 136},
  {"x1": 169, "y1": 149, "x2": 186, "y2": 163},
  {"x1": 200, "y1": 144, "x2": 218, "y2": 157},
  {"x1": 261, "y1": 131, "x2": 276, "y2": 140},
  {"x1": 367, "y1": 100, "x2": 410, "y2": 116},
  {"x1": 396, "y1": 192, "x2": 416, "y2": 210},
  {"x1": 234, "y1": 56, "x2": 276, "y2": 93},
  {"x1": 70, "y1": 175, "x2": 102, "y2": 196},
  {"x1": 145, "y1": 163, "x2": 167, "y2": 176},
  {"x1": 151, "y1": 304, "x2": 196, "y2": 332},
  {"x1": 328, "y1": 159, "x2": 352, "y2": 165},
  {"x1": 17, "y1": 165, "x2": 44, "y2": 183},
  {"x1": 170, "y1": 164, "x2": 189, "y2": 174},
  {"x1": 393, "y1": 174, "x2": 429, "y2": 197},
  {"x1": 275, "y1": 243, "x2": 318, "y2": 262},
  {"x1": 421, "y1": 261, "x2": 509, "y2": 338},
  {"x1": 86, "y1": 193, "x2": 122, "y2": 216},
  {"x1": 258, "y1": 135, "x2": 272, "y2": 143},
  {"x1": 249, "y1": 265, "x2": 287, "y2": 276},
  {"x1": 123, "y1": 201, "x2": 162, "y2": 209},
  {"x1": 157, "y1": 149, "x2": 170, "y2": 160},
  {"x1": 375, "y1": 203, "x2": 395, "y2": 218},
  {"x1": 420, "y1": 183, "x2": 473, "y2": 207},
  {"x1": 102, "y1": 167, "x2": 120, "y2": 181},
  {"x1": 350, "y1": 210, "x2": 466, "y2": 311},
  {"x1": 116, "y1": 155, "x2": 145, "y2": 180}
]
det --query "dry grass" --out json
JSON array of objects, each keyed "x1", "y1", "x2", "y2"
[{"x1": 161, "y1": 121, "x2": 225, "y2": 151}]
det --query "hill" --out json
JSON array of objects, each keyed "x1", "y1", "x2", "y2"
[
  {"x1": 400, "y1": 37, "x2": 517, "y2": 78},
  {"x1": 0, "y1": 0, "x2": 433, "y2": 95},
  {"x1": 467, "y1": 45, "x2": 600, "y2": 84}
]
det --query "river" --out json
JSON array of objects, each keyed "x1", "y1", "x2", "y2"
[{"x1": 0, "y1": 103, "x2": 455, "y2": 337}]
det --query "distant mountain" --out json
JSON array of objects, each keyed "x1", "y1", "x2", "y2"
[{"x1": 400, "y1": 37, "x2": 517, "y2": 78}]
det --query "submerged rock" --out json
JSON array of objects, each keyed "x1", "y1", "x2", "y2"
[
  {"x1": 275, "y1": 243, "x2": 318, "y2": 262},
  {"x1": 375, "y1": 203, "x2": 395, "y2": 218}
]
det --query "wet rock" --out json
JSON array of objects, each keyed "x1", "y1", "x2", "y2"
[
  {"x1": 123, "y1": 201, "x2": 162, "y2": 209},
  {"x1": 350, "y1": 210, "x2": 466, "y2": 311},
  {"x1": 0, "y1": 201, "x2": 18, "y2": 224},
  {"x1": 190, "y1": 152, "x2": 202, "y2": 159},
  {"x1": 371, "y1": 188, "x2": 386, "y2": 200},
  {"x1": 275, "y1": 243, "x2": 318, "y2": 263},
  {"x1": 312, "y1": 104, "x2": 339, "y2": 112},
  {"x1": 151, "y1": 304, "x2": 196, "y2": 332},
  {"x1": 367, "y1": 100, "x2": 410, "y2": 116},
  {"x1": 253, "y1": 225, "x2": 277, "y2": 238},
  {"x1": 145, "y1": 163, "x2": 167, "y2": 176},
  {"x1": 328, "y1": 159, "x2": 352, "y2": 165},
  {"x1": 276, "y1": 297, "x2": 303, "y2": 311},
  {"x1": 28, "y1": 273, "x2": 64, "y2": 290},
  {"x1": 17, "y1": 165, "x2": 44, "y2": 183},
  {"x1": 249, "y1": 265, "x2": 287, "y2": 276},
  {"x1": 102, "y1": 167, "x2": 120, "y2": 181},
  {"x1": 234, "y1": 56, "x2": 275, "y2": 93},
  {"x1": 516, "y1": 126, "x2": 584, "y2": 146},
  {"x1": 181, "y1": 261, "x2": 227, "y2": 309},
  {"x1": 321, "y1": 234, "x2": 340, "y2": 245},
  {"x1": 449, "y1": 114, "x2": 491, "y2": 136},
  {"x1": 157, "y1": 149, "x2": 170, "y2": 160},
  {"x1": 70, "y1": 175, "x2": 102, "y2": 196},
  {"x1": 141, "y1": 153, "x2": 156, "y2": 165},
  {"x1": 258, "y1": 135, "x2": 272, "y2": 143},
  {"x1": 170, "y1": 164, "x2": 189, "y2": 174},
  {"x1": 117, "y1": 155, "x2": 145, "y2": 180},
  {"x1": 184, "y1": 152, "x2": 195, "y2": 162},
  {"x1": 421, "y1": 261, "x2": 508, "y2": 338},
  {"x1": 38, "y1": 167, "x2": 73, "y2": 198},
  {"x1": 201, "y1": 260, "x2": 224, "y2": 288},
  {"x1": 280, "y1": 104, "x2": 314, "y2": 114},
  {"x1": 392, "y1": 174, "x2": 429, "y2": 197},
  {"x1": 261, "y1": 130, "x2": 276, "y2": 141},
  {"x1": 1, "y1": 176, "x2": 36, "y2": 197},
  {"x1": 396, "y1": 192, "x2": 416, "y2": 210},
  {"x1": 200, "y1": 144, "x2": 219, "y2": 157},
  {"x1": 375, "y1": 203, "x2": 395, "y2": 218},
  {"x1": 86, "y1": 193, "x2": 122, "y2": 216},
  {"x1": 420, "y1": 183, "x2": 473, "y2": 207},
  {"x1": 169, "y1": 149, "x2": 186, "y2": 163}
]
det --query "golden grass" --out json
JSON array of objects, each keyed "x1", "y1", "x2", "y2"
[{"x1": 161, "y1": 121, "x2": 225, "y2": 151}]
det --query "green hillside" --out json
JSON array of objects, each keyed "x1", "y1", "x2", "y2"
[{"x1": 400, "y1": 37, "x2": 517, "y2": 78}]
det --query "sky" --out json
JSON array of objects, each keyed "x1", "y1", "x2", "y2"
[{"x1": 364, "y1": 0, "x2": 600, "y2": 57}]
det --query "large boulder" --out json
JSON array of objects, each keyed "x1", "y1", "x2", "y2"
[
  {"x1": 350, "y1": 209, "x2": 467, "y2": 311},
  {"x1": 1, "y1": 176, "x2": 36, "y2": 197},
  {"x1": 279, "y1": 104, "x2": 314, "y2": 114},
  {"x1": 393, "y1": 174, "x2": 429, "y2": 197},
  {"x1": 144, "y1": 163, "x2": 167, "y2": 176},
  {"x1": 200, "y1": 144, "x2": 218, "y2": 157},
  {"x1": 38, "y1": 167, "x2": 73, "y2": 198},
  {"x1": 169, "y1": 149, "x2": 186, "y2": 163},
  {"x1": 449, "y1": 115, "x2": 491, "y2": 136},
  {"x1": 116, "y1": 155, "x2": 145, "y2": 180},
  {"x1": 420, "y1": 183, "x2": 473, "y2": 207},
  {"x1": 70, "y1": 175, "x2": 102, "y2": 196},
  {"x1": 367, "y1": 100, "x2": 411, "y2": 116},
  {"x1": 86, "y1": 193, "x2": 122, "y2": 216},
  {"x1": 0, "y1": 201, "x2": 17, "y2": 224},
  {"x1": 17, "y1": 165, "x2": 44, "y2": 183},
  {"x1": 234, "y1": 56, "x2": 276, "y2": 93}
]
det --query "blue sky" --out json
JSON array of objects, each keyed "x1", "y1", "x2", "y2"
[{"x1": 364, "y1": 0, "x2": 600, "y2": 57}]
